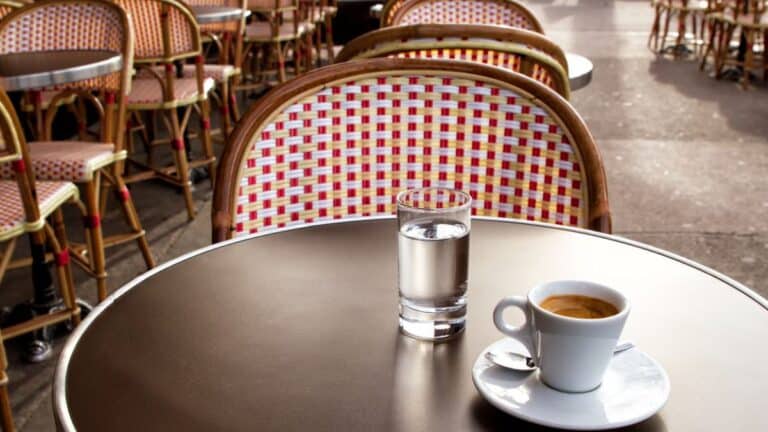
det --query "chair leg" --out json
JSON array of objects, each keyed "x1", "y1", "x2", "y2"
[
  {"x1": 219, "y1": 79, "x2": 232, "y2": 138},
  {"x1": 325, "y1": 13, "x2": 335, "y2": 64},
  {"x1": 649, "y1": 3, "x2": 662, "y2": 50},
  {"x1": 48, "y1": 213, "x2": 80, "y2": 326},
  {"x1": 0, "y1": 339, "x2": 14, "y2": 432},
  {"x1": 198, "y1": 99, "x2": 216, "y2": 189},
  {"x1": 700, "y1": 19, "x2": 717, "y2": 71},
  {"x1": 111, "y1": 164, "x2": 155, "y2": 270},
  {"x1": 742, "y1": 28, "x2": 754, "y2": 89},
  {"x1": 275, "y1": 41, "x2": 287, "y2": 82},
  {"x1": 168, "y1": 110, "x2": 196, "y2": 220},
  {"x1": 674, "y1": 10, "x2": 687, "y2": 58},
  {"x1": 83, "y1": 176, "x2": 108, "y2": 302},
  {"x1": 660, "y1": 7, "x2": 673, "y2": 53}
]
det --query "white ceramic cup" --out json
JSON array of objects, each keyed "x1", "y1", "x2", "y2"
[{"x1": 493, "y1": 280, "x2": 630, "y2": 393}]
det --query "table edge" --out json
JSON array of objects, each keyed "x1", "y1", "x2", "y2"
[
  {"x1": 51, "y1": 216, "x2": 766, "y2": 431},
  {"x1": 0, "y1": 51, "x2": 122, "y2": 92}
]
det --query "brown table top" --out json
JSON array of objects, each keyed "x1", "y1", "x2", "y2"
[
  {"x1": 0, "y1": 50, "x2": 121, "y2": 92},
  {"x1": 54, "y1": 218, "x2": 768, "y2": 431}
]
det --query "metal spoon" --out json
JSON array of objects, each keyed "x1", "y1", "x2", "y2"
[{"x1": 485, "y1": 341, "x2": 635, "y2": 372}]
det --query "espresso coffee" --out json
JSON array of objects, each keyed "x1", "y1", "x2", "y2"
[{"x1": 540, "y1": 295, "x2": 618, "y2": 319}]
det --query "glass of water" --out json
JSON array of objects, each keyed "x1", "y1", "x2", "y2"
[{"x1": 397, "y1": 187, "x2": 472, "y2": 341}]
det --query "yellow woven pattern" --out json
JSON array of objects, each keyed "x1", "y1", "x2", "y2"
[{"x1": 233, "y1": 74, "x2": 585, "y2": 235}]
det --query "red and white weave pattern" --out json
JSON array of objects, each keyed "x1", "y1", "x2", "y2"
[
  {"x1": 117, "y1": 0, "x2": 196, "y2": 59},
  {"x1": 232, "y1": 74, "x2": 586, "y2": 236},
  {"x1": 0, "y1": 142, "x2": 122, "y2": 182},
  {"x1": 0, "y1": 179, "x2": 76, "y2": 236},
  {"x1": 395, "y1": 0, "x2": 537, "y2": 29}
]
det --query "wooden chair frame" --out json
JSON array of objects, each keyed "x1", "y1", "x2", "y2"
[
  {"x1": 120, "y1": 0, "x2": 217, "y2": 220},
  {"x1": 0, "y1": 89, "x2": 81, "y2": 432},
  {"x1": 212, "y1": 58, "x2": 611, "y2": 242},
  {"x1": 379, "y1": 0, "x2": 544, "y2": 33},
  {"x1": 0, "y1": 0, "x2": 155, "y2": 301},
  {"x1": 335, "y1": 24, "x2": 570, "y2": 98}
]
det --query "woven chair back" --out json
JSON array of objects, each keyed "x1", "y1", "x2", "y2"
[
  {"x1": 0, "y1": 0, "x2": 132, "y2": 94},
  {"x1": 115, "y1": 0, "x2": 201, "y2": 62},
  {"x1": 212, "y1": 59, "x2": 610, "y2": 242},
  {"x1": 336, "y1": 24, "x2": 569, "y2": 98},
  {"x1": 381, "y1": 0, "x2": 544, "y2": 32}
]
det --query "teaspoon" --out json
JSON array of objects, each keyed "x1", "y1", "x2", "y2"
[{"x1": 485, "y1": 341, "x2": 635, "y2": 372}]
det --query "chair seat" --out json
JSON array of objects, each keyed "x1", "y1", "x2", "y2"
[
  {"x1": 245, "y1": 21, "x2": 310, "y2": 42},
  {"x1": 0, "y1": 179, "x2": 78, "y2": 240},
  {"x1": 664, "y1": 0, "x2": 709, "y2": 11},
  {"x1": 26, "y1": 142, "x2": 125, "y2": 182},
  {"x1": 127, "y1": 76, "x2": 215, "y2": 108},
  {"x1": 151, "y1": 64, "x2": 237, "y2": 83}
]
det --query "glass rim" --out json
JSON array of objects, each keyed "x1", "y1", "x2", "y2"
[{"x1": 396, "y1": 187, "x2": 473, "y2": 213}]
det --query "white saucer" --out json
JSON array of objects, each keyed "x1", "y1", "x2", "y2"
[{"x1": 472, "y1": 338, "x2": 670, "y2": 430}]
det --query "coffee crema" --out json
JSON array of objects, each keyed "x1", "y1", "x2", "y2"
[{"x1": 540, "y1": 295, "x2": 619, "y2": 319}]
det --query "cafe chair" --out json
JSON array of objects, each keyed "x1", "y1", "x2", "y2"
[
  {"x1": 0, "y1": 0, "x2": 155, "y2": 301},
  {"x1": 335, "y1": 24, "x2": 570, "y2": 98},
  {"x1": 177, "y1": 0, "x2": 247, "y2": 137},
  {"x1": 118, "y1": 0, "x2": 217, "y2": 220},
  {"x1": 241, "y1": 0, "x2": 308, "y2": 85},
  {"x1": 0, "y1": 89, "x2": 81, "y2": 432},
  {"x1": 700, "y1": 0, "x2": 768, "y2": 87},
  {"x1": 379, "y1": 0, "x2": 544, "y2": 33},
  {"x1": 212, "y1": 58, "x2": 611, "y2": 243},
  {"x1": 648, "y1": 0, "x2": 710, "y2": 57}
]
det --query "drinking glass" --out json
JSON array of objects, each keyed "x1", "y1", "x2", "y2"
[{"x1": 397, "y1": 188, "x2": 472, "y2": 341}]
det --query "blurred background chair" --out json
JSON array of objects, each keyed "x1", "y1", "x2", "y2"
[
  {"x1": 0, "y1": 88, "x2": 81, "y2": 432},
  {"x1": 648, "y1": 0, "x2": 711, "y2": 57},
  {"x1": 0, "y1": 0, "x2": 154, "y2": 301},
  {"x1": 118, "y1": 0, "x2": 217, "y2": 221},
  {"x1": 212, "y1": 58, "x2": 610, "y2": 243},
  {"x1": 336, "y1": 24, "x2": 570, "y2": 98},
  {"x1": 380, "y1": 0, "x2": 544, "y2": 33}
]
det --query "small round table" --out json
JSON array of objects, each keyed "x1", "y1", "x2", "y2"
[
  {"x1": 0, "y1": 50, "x2": 122, "y2": 92},
  {"x1": 566, "y1": 52, "x2": 593, "y2": 91},
  {"x1": 54, "y1": 218, "x2": 768, "y2": 431},
  {"x1": 190, "y1": 6, "x2": 250, "y2": 24}
]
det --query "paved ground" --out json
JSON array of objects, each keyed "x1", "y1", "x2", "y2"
[{"x1": 2, "y1": 0, "x2": 767, "y2": 430}]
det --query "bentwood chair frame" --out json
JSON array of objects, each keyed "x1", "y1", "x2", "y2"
[
  {"x1": 181, "y1": 0, "x2": 248, "y2": 137},
  {"x1": 212, "y1": 58, "x2": 611, "y2": 243},
  {"x1": 0, "y1": 0, "x2": 155, "y2": 301},
  {"x1": 119, "y1": 0, "x2": 217, "y2": 220},
  {"x1": 240, "y1": 0, "x2": 305, "y2": 86},
  {"x1": 700, "y1": 0, "x2": 768, "y2": 87},
  {"x1": 379, "y1": 0, "x2": 544, "y2": 33},
  {"x1": 336, "y1": 24, "x2": 570, "y2": 98},
  {"x1": 0, "y1": 89, "x2": 81, "y2": 432}
]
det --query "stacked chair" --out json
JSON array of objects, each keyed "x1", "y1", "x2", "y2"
[
  {"x1": 336, "y1": 24, "x2": 571, "y2": 98},
  {"x1": 0, "y1": 0, "x2": 154, "y2": 302},
  {"x1": 212, "y1": 58, "x2": 611, "y2": 242},
  {"x1": 380, "y1": 0, "x2": 543, "y2": 32}
]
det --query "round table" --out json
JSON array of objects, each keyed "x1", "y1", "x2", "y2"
[
  {"x1": 54, "y1": 218, "x2": 768, "y2": 431},
  {"x1": 190, "y1": 5, "x2": 250, "y2": 24},
  {"x1": 0, "y1": 50, "x2": 122, "y2": 92},
  {"x1": 566, "y1": 53, "x2": 593, "y2": 91}
]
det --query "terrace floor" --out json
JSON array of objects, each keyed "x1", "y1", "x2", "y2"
[{"x1": 3, "y1": 0, "x2": 768, "y2": 430}]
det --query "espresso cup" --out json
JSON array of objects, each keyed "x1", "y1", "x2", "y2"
[{"x1": 493, "y1": 280, "x2": 630, "y2": 393}]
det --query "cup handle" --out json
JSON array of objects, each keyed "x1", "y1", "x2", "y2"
[{"x1": 493, "y1": 296, "x2": 535, "y2": 356}]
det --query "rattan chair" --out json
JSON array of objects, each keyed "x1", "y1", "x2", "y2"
[
  {"x1": 212, "y1": 58, "x2": 611, "y2": 242},
  {"x1": 648, "y1": 0, "x2": 711, "y2": 57},
  {"x1": 241, "y1": 0, "x2": 308, "y2": 85},
  {"x1": 118, "y1": 0, "x2": 217, "y2": 220},
  {"x1": 181, "y1": 0, "x2": 248, "y2": 137},
  {"x1": 701, "y1": 0, "x2": 767, "y2": 87},
  {"x1": 380, "y1": 0, "x2": 544, "y2": 33},
  {"x1": 0, "y1": 89, "x2": 81, "y2": 432},
  {"x1": 0, "y1": 0, "x2": 155, "y2": 301},
  {"x1": 336, "y1": 24, "x2": 570, "y2": 98}
]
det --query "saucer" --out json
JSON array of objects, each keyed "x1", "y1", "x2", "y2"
[{"x1": 472, "y1": 338, "x2": 670, "y2": 430}]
